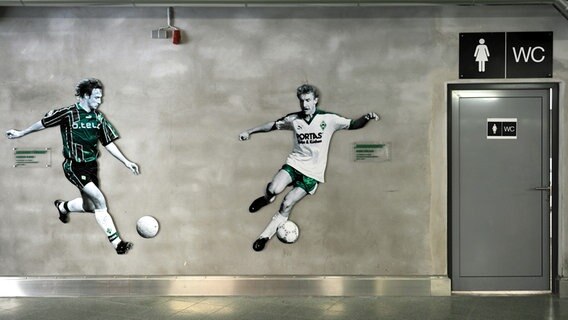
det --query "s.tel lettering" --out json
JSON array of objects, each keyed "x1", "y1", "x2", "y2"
[{"x1": 72, "y1": 122, "x2": 100, "y2": 130}]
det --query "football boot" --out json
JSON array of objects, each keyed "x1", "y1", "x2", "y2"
[
  {"x1": 54, "y1": 200, "x2": 69, "y2": 224},
  {"x1": 253, "y1": 237, "x2": 269, "y2": 252},
  {"x1": 116, "y1": 241, "x2": 133, "y2": 255}
]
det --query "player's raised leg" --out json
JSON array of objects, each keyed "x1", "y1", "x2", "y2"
[
  {"x1": 253, "y1": 187, "x2": 307, "y2": 251},
  {"x1": 278, "y1": 186, "x2": 307, "y2": 218},
  {"x1": 249, "y1": 169, "x2": 292, "y2": 213},
  {"x1": 54, "y1": 193, "x2": 96, "y2": 223}
]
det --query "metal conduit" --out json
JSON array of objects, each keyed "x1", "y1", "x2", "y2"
[
  {"x1": 1, "y1": 0, "x2": 564, "y2": 4},
  {"x1": 555, "y1": 0, "x2": 568, "y2": 19},
  {"x1": 0, "y1": 0, "x2": 566, "y2": 20}
]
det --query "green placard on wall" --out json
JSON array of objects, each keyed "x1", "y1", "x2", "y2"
[
  {"x1": 353, "y1": 143, "x2": 390, "y2": 162},
  {"x1": 14, "y1": 148, "x2": 52, "y2": 168}
]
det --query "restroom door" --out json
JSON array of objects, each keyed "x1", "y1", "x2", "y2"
[{"x1": 449, "y1": 84, "x2": 553, "y2": 291}]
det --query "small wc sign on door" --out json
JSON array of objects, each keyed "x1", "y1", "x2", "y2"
[{"x1": 487, "y1": 118, "x2": 518, "y2": 139}]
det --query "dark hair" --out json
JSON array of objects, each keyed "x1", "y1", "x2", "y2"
[
  {"x1": 296, "y1": 84, "x2": 319, "y2": 100},
  {"x1": 75, "y1": 78, "x2": 103, "y2": 98}
]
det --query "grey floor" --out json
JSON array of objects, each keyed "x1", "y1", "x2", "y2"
[{"x1": 0, "y1": 295, "x2": 567, "y2": 320}]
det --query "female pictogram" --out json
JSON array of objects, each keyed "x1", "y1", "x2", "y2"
[{"x1": 474, "y1": 38, "x2": 490, "y2": 72}]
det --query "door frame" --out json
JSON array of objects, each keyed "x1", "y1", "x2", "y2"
[{"x1": 447, "y1": 82, "x2": 560, "y2": 293}]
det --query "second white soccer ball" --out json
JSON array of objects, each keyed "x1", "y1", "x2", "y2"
[
  {"x1": 276, "y1": 220, "x2": 300, "y2": 244},
  {"x1": 136, "y1": 215, "x2": 160, "y2": 238}
]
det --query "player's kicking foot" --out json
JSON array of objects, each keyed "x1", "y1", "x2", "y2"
[
  {"x1": 54, "y1": 200, "x2": 69, "y2": 224},
  {"x1": 249, "y1": 196, "x2": 272, "y2": 213},
  {"x1": 253, "y1": 237, "x2": 269, "y2": 252},
  {"x1": 116, "y1": 241, "x2": 133, "y2": 255}
]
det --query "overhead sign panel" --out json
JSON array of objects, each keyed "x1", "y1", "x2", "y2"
[
  {"x1": 506, "y1": 32, "x2": 553, "y2": 78},
  {"x1": 459, "y1": 32, "x2": 552, "y2": 79},
  {"x1": 459, "y1": 32, "x2": 506, "y2": 79}
]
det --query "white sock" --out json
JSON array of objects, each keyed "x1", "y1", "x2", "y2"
[
  {"x1": 260, "y1": 213, "x2": 288, "y2": 239},
  {"x1": 63, "y1": 198, "x2": 85, "y2": 213},
  {"x1": 94, "y1": 209, "x2": 122, "y2": 248}
]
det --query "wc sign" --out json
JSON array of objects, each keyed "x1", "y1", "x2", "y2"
[
  {"x1": 487, "y1": 118, "x2": 517, "y2": 140},
  {"x1": 507, "y1": 32, "x2": 553, "y2": 78},
  {"x1": 459, "y1": 32, "x2": 552, "y2": 79}
]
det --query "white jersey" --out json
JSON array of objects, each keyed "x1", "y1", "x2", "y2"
[{"x1": 274, "y1": 109, "x2": 352, "y2": 182}]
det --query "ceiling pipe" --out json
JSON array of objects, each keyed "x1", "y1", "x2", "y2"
[
  {"x1": 554, "y1": 0, "x2": 568, "y2": 19},
  {"x1": 0, "y1": 0, "x2": 563, "y2": 6},
  {"x1": 0, "y1": 0, "x2": 566, "y2": 19}
]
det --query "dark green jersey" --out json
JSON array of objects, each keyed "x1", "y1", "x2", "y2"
[{"x1": 41, "y1": 103, "x2": 119, "y2": 163}]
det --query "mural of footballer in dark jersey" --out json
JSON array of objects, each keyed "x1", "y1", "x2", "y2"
[
  {"x1": 6, "y1": 78, "x2": 139, "y2": 255},
  {"x1": 239, "y1": 84, "x2": 380, "y2": 251}
]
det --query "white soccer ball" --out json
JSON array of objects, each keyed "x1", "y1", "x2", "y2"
[
  {"x1": 136, "y1": 216, "x2": 160, "y2": 238},
  {"x1": 276, "y1": 220, "x2": 300, "y2": 244}
]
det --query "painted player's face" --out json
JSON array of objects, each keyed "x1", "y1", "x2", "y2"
[
  {"x1": 85, "y1": 88, "x2": 103, "y2": 110},
  {"x1": 299, "y1": 92, "x2": 318, "y2": 116}
]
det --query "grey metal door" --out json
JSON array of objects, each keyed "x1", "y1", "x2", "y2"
[{"x1": 450, "y1": 85, "x2": 551, "y2": 291}]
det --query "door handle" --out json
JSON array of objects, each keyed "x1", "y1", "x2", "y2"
[{"x1": 534, "y1": 186, "x2": 551, "y2": 191}]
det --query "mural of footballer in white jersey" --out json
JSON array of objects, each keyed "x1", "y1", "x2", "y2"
[{"x1": 239, "y1": 84, "x2": 380, "y2": 252}]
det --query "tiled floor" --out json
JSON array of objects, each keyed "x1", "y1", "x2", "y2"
[{"x1": 0, "y1": 295, "x2": 566, "y2": 320}]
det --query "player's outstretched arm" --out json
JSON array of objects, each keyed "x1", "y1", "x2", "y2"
[
  {"x1": 239, "y1": 121, "x2": 276, "y2": 141},
  {"x1": 104, "y1": 142, "x2": 140, "y2": 175},
  {"x1": 349, "y1": 112, "x2": 381, "y2": 130},
  {"x1": 6, "y1": 120, "x2": 46, "y2": 139}
]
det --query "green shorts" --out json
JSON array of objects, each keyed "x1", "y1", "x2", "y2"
[{"x1": 281, "y1": 164, "x2": 318, "y2": 194}]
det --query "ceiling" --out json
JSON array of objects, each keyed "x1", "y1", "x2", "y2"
[{"x1": 0, "y1": 0, "x2": 566, "y2": 21}]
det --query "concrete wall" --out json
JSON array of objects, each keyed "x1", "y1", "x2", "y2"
[{"x1": 0, "y1": 5, "x2": 565, "y2": 278}]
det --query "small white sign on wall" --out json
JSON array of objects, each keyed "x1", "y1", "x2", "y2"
[{"x1": 487, "y1": 118, "x2": 518, "y2": 139}]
